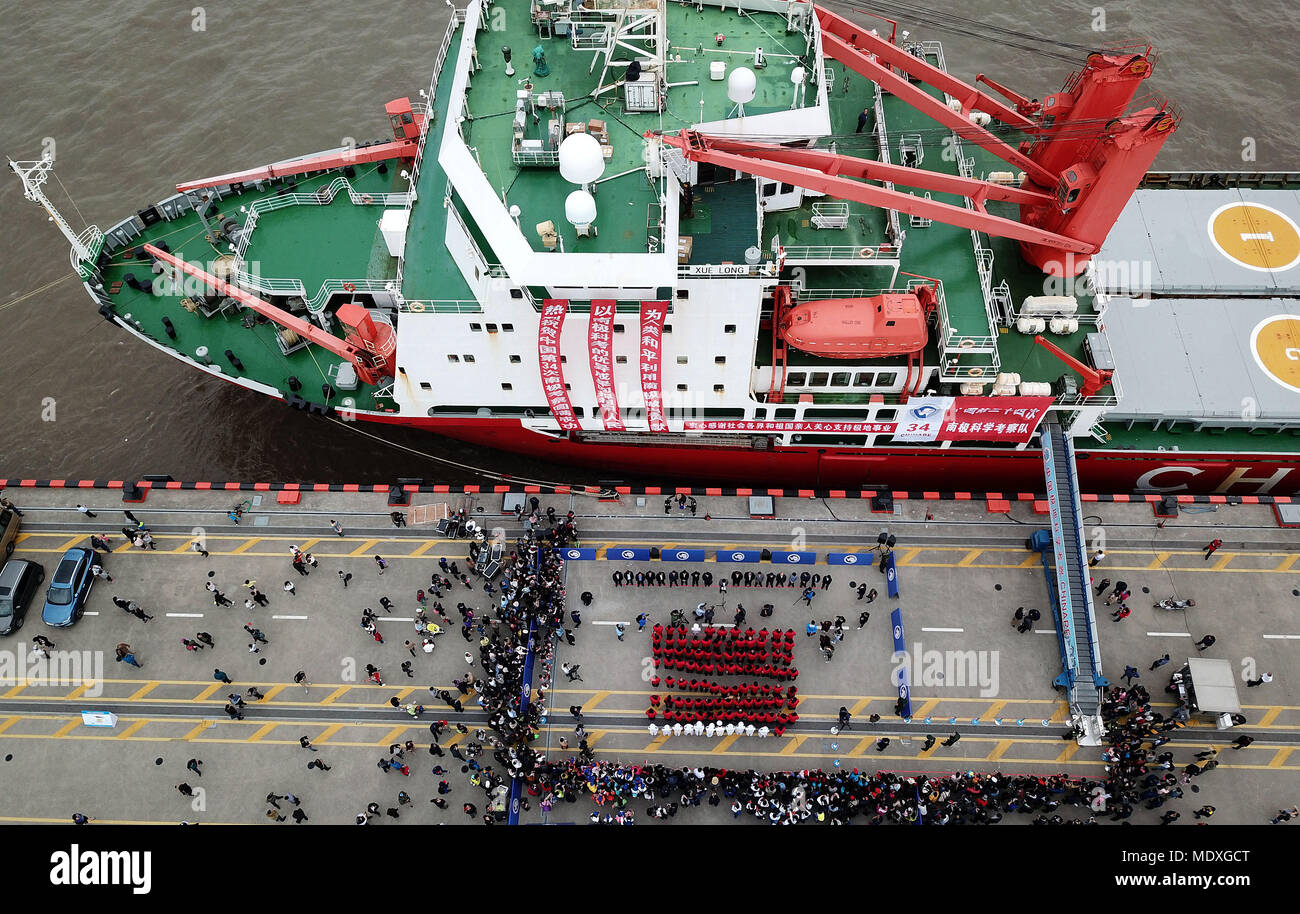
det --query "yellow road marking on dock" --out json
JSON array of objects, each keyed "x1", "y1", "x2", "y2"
[
  {"x1": 193, "y1": 684, "x2": 222, "y2": 702},
  {"x1": 1210, "y1": 554, "x2": 1233, "y2": 571},
  {"x1": 409, "y1": 540, "x2": 438, "y2": 557},
  {"x1": 914, "y1": 698, "x2": 941, "y2": 718},
  {"x1": 3, "y1": 685, "x2": 26, "y2": 698},
  {"x1": 1148, "y1": 552, "x2": 1170, "y2": 570},
  {"x1": 897, "y1": 547, "x2": 923, "y2": 565},
  {"x1": 957, "y1": 549, "x2": 982, "y2": 567},
  {"x1": 319, "y1": 686, "x2": 350, "y2": 705},
  {"x1": 984, "y1": 700, "x2": 1007, "y2": 720},
  {"x1": 986, "y1": 739, "x2": 1014, "y2": 761},
  {"x1": 1019, "y1": 555, "x2": 1040, "y2": 568},
  {"x1": 55, "y1": 535, "x2": 87, "y2": 551},
  {"x1": 181, "y1": 722, "x2": 210, "y2": 741},
  {"x1": 780, "y1": 735, "x2": 809, "y2": 755},
  {"x1": 1275, "y1": 555, "x2": 1299, "y2": 573},
  {"x1": 261, "y1": 684, "x2": 287, "y2": 702},
  {"x1": 713, "y1": 733, "x2": 741, "y2": 754},
  {"x1": 645, "y1": 732, "x2": 671, "y2": 751},
  {"x1": 584, "y1": 690, "x2": 612, "y2": 711},
  {"x1": 247, "y1": 723, "x2": 279, "y2": 742},
  {"x1": 349, "y1": 539, "x2": 380, "y2": 557},
  {"x1": 0, "y1": 717, "x2": 19, "y2": 735},
  {"x1": 849, "y1": 697, "x2": 873, "y2": 715},
  {"x1": 1056, "y1": 743, "x2": 1080, "y2": 764},
  {"x1": 849, "y1": 737, "x2": 875, "y2": 757},
  {"x1": 379, "y1": 726, "x2": 408, "y2": 746},
  {"x1": 1259, "y1": 707, "x2": 1282, "y2": 727},
  {"x1": 230, "y1": 538, "x2": 262, "y2": 555},
  {"x1": 1268, "y1": 748, "x2": 1293, "y2": 768},
  {"x1": 52, "y1": 720, "x2": 81, "y2": 737},
  {"x1": 63, "y1": 683, "x2": 91, "y2": 701},
  {"x1": 116, "y1": 719, "x2": 151, "y2": 740},
  {"x1": 314, "y1": 724, "x2": 346, "y2": 744}
]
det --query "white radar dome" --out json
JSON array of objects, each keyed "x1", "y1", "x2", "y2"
[
  {"x1": 727, "y1": 66, "x2": 757, "y2": 104},
  {"x1": 565, "y1": 190, "x2": 597, "y2": 226},
  {"x1": 558, "y1": 132, "x2": 605, "y2": 184}
]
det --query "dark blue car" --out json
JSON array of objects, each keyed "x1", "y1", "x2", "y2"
[{"x1": 41, "y1": 547, "x2": 95, "y2": 627}]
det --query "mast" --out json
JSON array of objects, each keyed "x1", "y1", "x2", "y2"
[{"x1": 8, "y1": 153, "x2": 102, "y2": 266}]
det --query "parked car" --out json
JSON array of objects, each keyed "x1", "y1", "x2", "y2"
[
  {"x1": 0, "y1": 559, "x2": 44, "y2": 635},
  {"x1": 41, "y1": 547, "x2": 94, "y2": 628},
  {"x1": 0, "y1": 507, "x2": 19, "y2": 558}
]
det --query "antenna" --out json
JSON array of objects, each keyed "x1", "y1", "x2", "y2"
[{"x1": 9, "y1": 153, "x2": 102, "y2": 265}]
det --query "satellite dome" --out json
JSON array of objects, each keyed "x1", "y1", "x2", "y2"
[
  {"x1": 558, "y1": 133, "x2": 605, "y2": 184},
  {"x1": 564, "y1": 190, "x2": 597, "y2": 226},
  {"x1": 727, "y1": 66, "x2": 757, "y2": 104}
]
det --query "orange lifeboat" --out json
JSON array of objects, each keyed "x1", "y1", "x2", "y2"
[{"x1": 778, "y1": 290, "x2": 931, "y2": 358}]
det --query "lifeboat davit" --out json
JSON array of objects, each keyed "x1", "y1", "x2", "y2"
[{"x1": 778, "y1": 290, "x2": 931, "y2": 358}]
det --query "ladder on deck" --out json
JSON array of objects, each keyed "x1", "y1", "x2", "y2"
[{"x1": 768, "y1": 285, "x2": 792, "y2": 404}]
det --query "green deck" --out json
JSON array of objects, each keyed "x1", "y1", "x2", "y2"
[{"x1": 95, "y1": 164, "x2": 404, "y2": 412}]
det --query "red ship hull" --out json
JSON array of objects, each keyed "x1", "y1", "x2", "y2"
[{"x1": 358, "y1": 413, "x2": 1300, "y2": 496}]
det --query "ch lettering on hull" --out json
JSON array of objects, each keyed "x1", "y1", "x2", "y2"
[{"x1": 1135, "y1": 465, "x2": 1295, "y2": 494}]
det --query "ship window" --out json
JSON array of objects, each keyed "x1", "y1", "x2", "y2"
[
  {"x1": 677, "y1": 384, "x2": 688, "y2": 391},
  {"x1": 876, "y1": 408, "x2": 897, "y2": 420},
  {"x1": 509, "y1": 355, "x2": 522, "y2": 363},
  {"x1": 677, "y1": 356, "x2": 689, "y2": 364},
  {"x1": 503, "y1": 323, "x2": 514, "y2": 332},
  {"x1": 616, "y1": 355, "x2": 628, "y2": 364},
  {"x1": 1066, "y1": 188, "x2": 1080, "y2": 203},
  {"x1": 676, "y1": 289, "x2": 689, "y2": 300},
  {"x1": 564, "y1": 384, "x2": 571, "y2": 391},
  {"x1": 715, "y1": 356, "x2": 726, "y2": 364},
  {"x1": 470, "y1": 323, "x2": 482, "y2": 331},
  {"x1": 761, "y1": 182, "x2": 777, "y2": 198},
  {"x1": 724, "y1": 324, "x2": 736, "y2": 333},
  {"x1": 713, "y1": 384, "x2": 724, "y2": 392},
  {"x1": 775, "y1": 408, "x2": 795, "y2": 419},
  {"x1": 779, "y1": 182, "x2": 795, "y2": 194},
  {"x1": 501, "y1": 383, "x2": 513, "y2": 391},
  {"x1": 787, "y1": 372, "x2": 806, "y2": 386},
  {"x1": 754, "y1": 409, "x2": 767, "y2": 419},
  {"x1": 560, "y1": 355, "x2": 568, "y2": 364},
  {"x1": 854, "y1": 372, "x2": 874, "y2": 386},
  {"x1": 614, "y1": 324, "x2": 625, "y2": 333},
  {"x1": 447, "y1": 354, "x2": 460, "y2": 362},
  {"x1": 463, "y1": 354, "x2": 476, "y2": 363},
  {"x1": 809, "y1": 372, "x2": 829, "y2": 386},
  {"x1": 885, "y1": 320, "x2": 895, "y2": 327},
  {"x1": 703, "y1": 408, "x2": 744, "y2": 417},
  {"x1": 831, "y1": 372, "x2": 850, "y2": 387},
  {"x1": 510, "y1": 289, "x2": 524, "y2": 299},
  {"x1": 486, "y1": 323, "x2": 498, "y2": 332},
  {"x1": 663, "y1": 324, "x2": 672, "y2": 332},
  {"x1": 420, "y1": 382, "x2": 432, "y2": 390},
  {"x1": 876, "y1": 372, "x2": 897, "y2": 386}
]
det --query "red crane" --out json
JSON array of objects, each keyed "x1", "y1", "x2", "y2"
[{"x1": 1033, "y1": 335, "x2": 1112, "y2": 398}]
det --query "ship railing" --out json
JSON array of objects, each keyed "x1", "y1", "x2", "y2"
[
  {"x1": 233, "y1": 177, "x2": 410, "y2": 262},
  {"x1": 779, "y1": 244, "x2": 890, "y2": 261},
  {"x1": 398, "y1": 299, "x2": 484, "y2": 313},
  {"x1": 72, "y1": 225, "x2": 104, "y2": 271},
  {"x1": 445, "y1": 196, "x2": 498, "y2": 285},
  {"x1": 356, "y1": 309, "x2": 398, "y2": 358},
  {"x1": 871, "y1": 84, "x2": 904, "y2": 249},
  {"x1": 396, "y1": 9, "x2": 464, "y2": 294},
  {"x1": 1141, "y1": 170, "x2": 1300, "y2": 189},
  {"x1": 231, "y1": 270, "x2": 306, "y2": 297},
  {"x1": 306, "y1": 279, "x2": 395, "y2": 312},
  {"x1": 512, "y1": 146, "x2": 561, "y2": 167}
]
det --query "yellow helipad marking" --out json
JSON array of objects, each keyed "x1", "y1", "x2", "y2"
[
  {"x1": 1210, "y1": 201, "x2": 1300, "y2": 271},
  {"x1": 115, "y1": 719, "x2": 151, "y2": 739},
  {"x1": 1268, "y1": 748, "x2": 1293, "y2": 769},
  {"x1": 1252, "y1": 314, "x2": 1300, "y2": 394},
  {"x1": 230, "y1": 538, "x2": 262, "y2": 555}
]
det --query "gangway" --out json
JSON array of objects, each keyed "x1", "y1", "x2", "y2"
[{"x1": 1030, "y1": 421, "x2": 1108, "y2": 744}]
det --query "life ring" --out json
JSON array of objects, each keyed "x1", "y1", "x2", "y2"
[
  {"x1": 958, "y1": 339, "x2": 975, "y2": 349},
  {"x1": 360, "y1": 194, "x2": 374, "y2": 204},
  {"x1": 342, "y1": 282, "x2": 357, "y2": 293},
  {"x1": 408, "y1": 301, "x2": 426, "y2": 312},
  {"x1": 857, "y1": 247, "x2": 874, "y2": 258},
  {"x1": 968, "y1": 366, "x2": 986, "y2": 377}
]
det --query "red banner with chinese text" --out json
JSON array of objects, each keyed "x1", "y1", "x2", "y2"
[
  {"x1": 934, "y1": 396, "x2": 1054, "y2": 443},
  {"x1": 538, "y1": 299, "x2": 580, "y2": 431},
  {"x1": 588, "y1": 299, "x2": 624, "y2": 430},
  {"x1": 639, "y1": 301, "x2": 669, "y2": 432}
]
